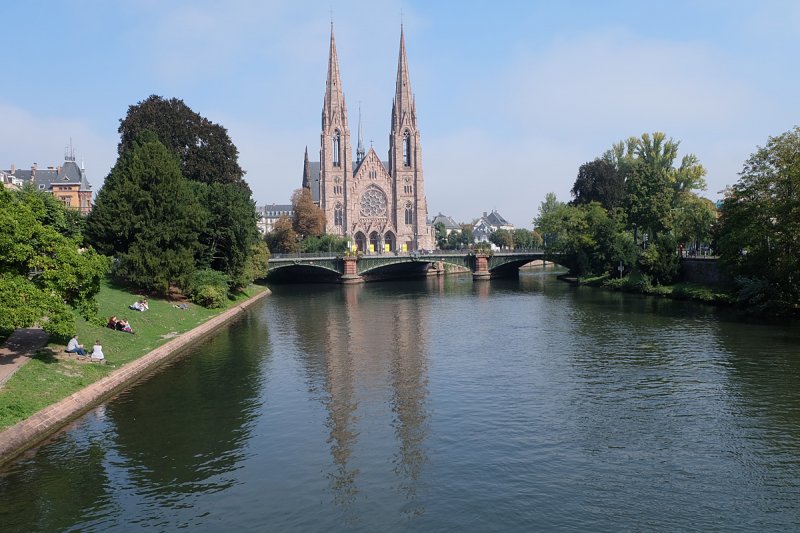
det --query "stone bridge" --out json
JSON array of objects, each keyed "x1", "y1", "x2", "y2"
[{"x1": 265, "y1": 250, "x2": 551, "y2": 283}]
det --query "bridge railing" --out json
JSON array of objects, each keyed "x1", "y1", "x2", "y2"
[
  {"x1": 270, "y1": 248, "x2": 547, "y2": 260},
  {"x1": 271, "y1": 252, "x2": 339, "y2": 260}
]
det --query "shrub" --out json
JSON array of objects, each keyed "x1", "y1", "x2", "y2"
[
  {"x1": 185, "y1": 268, "x2": 230, "y2": 308},
  {"x1": 637, "y1": 234, "x2": 679, "y2": 285}
]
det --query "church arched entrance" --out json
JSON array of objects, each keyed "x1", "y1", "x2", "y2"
[
  {"x1": 384, "y1": 231, "x2": 396, "y2": 252},
  {"x1": 354, "y1": 232, "x2": 366, "y2": 252},
  {"x1": 369, "y1": 231, "x2": 381, "y2": 253}
]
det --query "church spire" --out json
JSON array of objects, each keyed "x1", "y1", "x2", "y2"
[
  {"x1": 323, "y1": 23, "x2": 347, "y2": 130},
  {"x1": 356, "y1": 102, "x2": 365, "y2": 164},
  {"x1": 302, "y1": 146, "x2": 311, "y2": 189},
  {"x1": 392, "y1": 24, "x2": 416, "y2": 131}
]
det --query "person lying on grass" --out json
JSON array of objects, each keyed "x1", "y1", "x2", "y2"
[
  {"x1": 115, "y1": 318, "x2": 134, "y2": 334},
  {"x1": 129, "y1": 299, "x2": 149, "y2": 312}
]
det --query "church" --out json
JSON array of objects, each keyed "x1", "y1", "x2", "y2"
[{"x1": 302, "y1": 26, "x2": 435, "y2": 252}]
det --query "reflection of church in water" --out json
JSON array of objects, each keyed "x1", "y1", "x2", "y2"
[{"x1": 302, "y1": 25, "x2": 435, "y2": 252}]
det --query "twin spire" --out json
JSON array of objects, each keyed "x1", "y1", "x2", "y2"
[
  {"x1": 392, "y1": 25, "x2": 416, "y2": 131},
  {"x1": 323, "y1": 24, "x2": 415, "y2": 142},
  {"x1": 323, "y1": 25, "x2": 347, "y2": 130}
]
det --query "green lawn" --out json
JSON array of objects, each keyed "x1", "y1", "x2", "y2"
[{"x1": 0, "y1": 279, "x2": 268, "y2": 430}]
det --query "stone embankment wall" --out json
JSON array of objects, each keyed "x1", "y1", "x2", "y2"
[
  {"x1": 680, "y1": 258, "x2": 730, "y2": 285},
  {"x1": 0, "y1": 289, "x2": 270, "y2": 467}
]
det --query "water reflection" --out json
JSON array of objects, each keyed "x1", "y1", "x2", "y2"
[
  {"x1": 0, "y1": 408, "x2": 113, "y2": 532},
  {"x1": 109, "y1": 315, "x2": 266, "y2": 492},
  {"x1": 268, "y1": 281, "x2": 432, "y2": 513},
  {"x1": 4, "y1": 272, "x2": 800, "y2": 530}
]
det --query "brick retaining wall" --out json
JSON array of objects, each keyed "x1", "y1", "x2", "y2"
[{"x1": 0, "y1": 288, "x2": 271, "y2": 467}]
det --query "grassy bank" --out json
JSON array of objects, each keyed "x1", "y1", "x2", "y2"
[
  {"x1": 572, "y1": 273, "x2": 736, "y2": 305},
  {"x1": 0, "y1": 279, "x2": 268, "y2": 430}
]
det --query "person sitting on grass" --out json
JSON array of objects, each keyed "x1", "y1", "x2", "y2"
[
  {"x1": 116, "y1": 318, "x2": 134, "y2": 334},
  {"x1": 107, "y1": 316, "x2": 118, "y2": 329},
  {"x1": 130, "y1": 299, "x2": 149, "y2": 312},
  {"x1": 66, "y1": 334, "x2": 86, "y2": 356},
  {"x1": 90, "y1": 340, "x2": 105, "y2": 362}
]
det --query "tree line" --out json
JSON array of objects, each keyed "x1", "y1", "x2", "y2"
[
  {"x1": 536, "y1": 128, "x2": 799, "y2": 313},
  {"x1": 1, "y1": 95, "x2": 270, "y2": 339},
  {"x1": 84, "y1": 96, "x2": 268, "y2": 307}
]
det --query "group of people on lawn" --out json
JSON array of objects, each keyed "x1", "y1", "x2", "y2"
[
  {"x1": 66, "y1": 335, "x2": 104, "y2": 361},
  {"x1": 66, "y1": 299, "x2": 151, "y2": 361},
  {"x1": 107, "y1": 316, "x2": 134, "y2": 333},
  {"x1": 107, "y1": 299, "x2": 148, "y2": 334}
]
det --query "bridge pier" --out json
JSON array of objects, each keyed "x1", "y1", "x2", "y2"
[
  {"x1": 472, "y1": 254, "x2": 491, "y2": 281},
  {"x1": 427, "y1": 260, "x2": 445, "y2": 276},
  {"x1": 339, "y1": 256, "x2": 364, "y2": 284}
]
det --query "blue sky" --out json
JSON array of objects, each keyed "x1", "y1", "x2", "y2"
[{"x1": 2, "y1": 0, "x2": 799, "y2": 228}]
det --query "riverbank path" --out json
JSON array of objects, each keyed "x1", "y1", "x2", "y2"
[{"x1": 0, "y1": 329, "x2": 49, "y2": 388}]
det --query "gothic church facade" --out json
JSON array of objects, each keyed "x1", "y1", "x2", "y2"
[{"x1": 302, "y1": 26, "x2": 434, "y2": 252}]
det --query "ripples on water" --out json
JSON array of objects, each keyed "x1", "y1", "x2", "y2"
[{"x1": 1, "y1": 270, "x2": 799, "y2": 531}]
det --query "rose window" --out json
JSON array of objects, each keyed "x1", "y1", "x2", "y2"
[{"x1": 360, "y1": 187, "x2": 388, "y2": 217}]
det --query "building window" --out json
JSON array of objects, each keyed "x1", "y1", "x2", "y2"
[
  {"x1": 404, "y1": 185, "x2": 413, "y2": 194},
  {"x1": 334, "y1": 202, "x2": 343, "y2": 226},
  {"x1": 333, "y1": 130, "x2": 341, "y2": 167},
  {"x1": 404, "y1": 201, "x2": 413, "y2": 225},
  {"x1": 360, "y1": 186, "x2": 388, "y2": 217},
  {"x1": 402, "y1": 130, "x2": 411, "y2": 166}
]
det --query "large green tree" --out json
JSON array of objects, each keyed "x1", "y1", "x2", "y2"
[
  {"x1": 0, "y1": 186, "x2": 109, "y2": 337},
  {"x1": 717, "y1": 126, "x2": 800, "y2": 310},
  {"x1": 512, "y1": 228, "x2": 542, "y2": 249},
  {"x1": 85, "y1": 133, "x2": 204, "y2": 295},
  {"x1": 571, "y1": 158, "x2": 624, "y2": 210},
  {"x1": 198, "y1": 182, "x2": 263, "y2": 288},
  {"x1": 674, "y1": 195, "x2": 716, "y2": 252},
  {"x1": 624, "y1": 159, "x2": 674, "y2": 241},
  {"x1": 114, "y1": 96, "x2": 262, "y2": 289},
  {"x1": 118, "y1": 95, "x2": 248, "y2": 190}
]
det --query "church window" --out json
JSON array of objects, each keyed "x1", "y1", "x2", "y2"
[
  {"x1": 360, "y1": 186, "x2": 388, "y2": 217},
  {"x1": 334, "y1": 202, "x2": 343, "y2": 226},
  {"x1": 402, "y1": 130, "x2": 411, "y2": 166},
  {"x1": 333, "y1": 130, "x2": 341, "y2": 166},
  {"x1": 404, "y1": 201, "x2": 413, "y2": 225}
]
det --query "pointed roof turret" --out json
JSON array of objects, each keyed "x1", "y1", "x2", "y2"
[
  {"x1": 323, "y1": 23, "x2": 347, "y2": 130},
  {"x1": 302, "y1": 146, "x2": 311, "y2": 189},
  {"x1": 356, "y1": 102, "x2": 365, "y2": 164},
  {"x1": 392, "y1": 24, "x2": 416, "y2": 131}
]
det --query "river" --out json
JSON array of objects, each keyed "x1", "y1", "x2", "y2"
[{"x1": 1, "y1": 269, "x2": 799, "y2": 531}]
